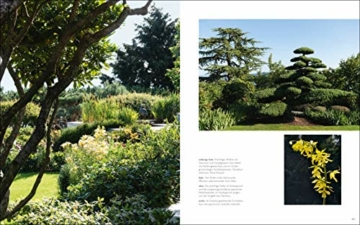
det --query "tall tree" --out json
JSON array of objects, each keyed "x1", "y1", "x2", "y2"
[
  {"x1": 108, "y1": 5, "x2": 177, "y2": 90},
  {"x1": 199, "y1": 28, "x2": 269, "y2": 82},
  {"x1": 323, "y1": 53, "x2": 360, "y2": 95},
  {"x1": 0, "y1": 0, "x2": 152, "y2": 220}
]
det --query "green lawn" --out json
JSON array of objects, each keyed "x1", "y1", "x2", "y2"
[
  {"x1": 10, "y1": 172, "x2": 59, "y2": 203},
  {"x1": 225, "y1": 124, "x2": 360, "y2": 131}
]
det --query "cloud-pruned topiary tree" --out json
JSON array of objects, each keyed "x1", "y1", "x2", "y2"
[{"x1": 253, "y1": 47, "x2": 357, "y2": 119}]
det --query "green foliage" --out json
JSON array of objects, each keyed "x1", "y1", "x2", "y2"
[
  {"x1": 199, "y1": 80, "x2": 225, "y2": 111},
  {"x1": 0, "y1": 101, "x2": 40, "y2": 126},
  {"x1": 304, "y1": 108, "x2": 353, "y2": 125},
  {"x1": 286, "y1": 87, "x2": 302, "y2": 96},
  {"x1": 63, "y1": 123, "x2": 180, "y2": 209},
  {"x1": 9, "y1": 195, "x2": 179, "y2": 225},
  {"x1": 93, "y1": 82, "x2": 129, "y2": 98},
  {"x1": 324, "y1": 53, "x2": 360, "y2": 95},
  {"x1": 199, "y1": 27, "x2": 269, "y2": 81},
  {"x1": 60, "y1": 127, "x2": 109, "y2": 189},
  {"x1": 257, "y1": 102, "x2": 288, "y2": 117},
  {"x1": 125, "y1": 85, "x2": 173, "y2": 96},
  {"x1": 296, "y1": 76, "x2": 314, "y2": 86},
  {"x1": 109, "y1": 123, "x2": 152, "y2": 144},
  {"x1": 4, "y1": 127, "x2": 65, "y2": 172},
  {"x1": 109, "y1": 5, "x2": 177, "y2": 90},
  {"x1": 114, "y1": 93, "x2": 162, "y2": 118},
  {"x1": 330, "y1": 105, "x2": 350, "y2": 113},
  {"x1": 251, "y1": 54, "x2": 287, "y2": 90},
  {"x1": 228, "y1": 101, "x2": 260, "y2": 123},
  {"x1": 118, "y1": 107, "x2": 139, "y2": 125},
  {"x1": 53, "y1": 119, "x2": 124, "y2": 152},
  {"x1": 298, "y1": 89, "x2": 357, "y2": 109},
  {"x1": 5, "y1": 0, "x2": 122, "y2": 89},
  {"x1": 151, "y1": 94, "x2": 180, "y2": 123},
  {"x1": 106, "y1": 195, "x2": 179, "y2": 225},
  {"x1": 81, "y1": 97, "x2": 119, "y2": 123},
  {"x1": 254, "y1": 88, "x2": 276, "y2": 100},
  {"x1": 166, "y1": 21, "x2": 180, "y2": 93},
  {"x1": 9, "y1": 198, "x2": 110, "y2": 224},
  {"x1": 214, "y1": 78, "x2": 255, "y2": 109},
  {"x1": 293, "y1": 47, "x2": 315, "y2": 55},
  {"x1": 199, "y1": 109, "x2": 235, "y2": 130},
  {"x1": 0, "y1": 89, "x2": 19, "y2": 102}
]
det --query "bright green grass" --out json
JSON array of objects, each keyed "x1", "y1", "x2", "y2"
[
  {"x1": 10, "y1": 172, "x2": 59, "y2": 203},
  {"x1": 224, "y1": 124, "x2": 360, "y2": 131}
]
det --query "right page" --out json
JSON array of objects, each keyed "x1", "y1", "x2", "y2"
[{"x1": 180, "y1": 1, "x2": 360, "y2": 224}]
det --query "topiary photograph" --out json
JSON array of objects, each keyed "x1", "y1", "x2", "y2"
[
  {"x1": 284, "y1": 135, "x2": 341, "y2": 205},
  {"x1": 198, "y1": 19, "x2": 360, "y2": 131}
]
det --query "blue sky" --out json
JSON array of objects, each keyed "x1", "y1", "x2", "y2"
[
  {"x1": 199, "y1": 19, "x2": 360, "y2": 76},
  {"x1": 1, "y1": 1, "x2": 179, "y2": 91}
]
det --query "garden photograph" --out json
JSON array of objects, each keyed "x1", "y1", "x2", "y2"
[
  {"x1": 198, "y1": 19, "x2": 360, "y2": 131},
  {"x1": 0, "y1": 1, "x2": 180, "y2": 224},
  {"x1": 285, "y1": 135, "x2": 341, "y2": 205}
]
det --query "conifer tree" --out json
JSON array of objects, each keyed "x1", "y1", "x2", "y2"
[{"x1": 199, "y1": 28, "x2": 269, "y2": 82}]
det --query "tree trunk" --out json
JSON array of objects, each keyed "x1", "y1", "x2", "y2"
[{"x1": 0, "y1": 189, "x2": 9, "y2": 220}]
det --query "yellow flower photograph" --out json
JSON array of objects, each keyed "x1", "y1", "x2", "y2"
[{"x1": 284, "y1": 135, "x2": 341, "y2": 205}]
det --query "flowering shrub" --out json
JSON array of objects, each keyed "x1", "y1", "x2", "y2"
[
  {"x1": 60, "y1": 126, "x2": 110, "y2": 187},
  {"x1": 289, "y1": 139, "x2": 341, "y2": 204},
  {"x1": 60, "y1": 122, "x2": 180, "y2": 208}
]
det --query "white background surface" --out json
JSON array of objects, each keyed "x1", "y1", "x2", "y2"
[{"x1": 180, "y1": 1, "x2": 360, "y2": 224}]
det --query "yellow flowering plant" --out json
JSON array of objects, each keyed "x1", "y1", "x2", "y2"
[{"x1": 289, "y1": 139, "x2": 340, "y2": 204}]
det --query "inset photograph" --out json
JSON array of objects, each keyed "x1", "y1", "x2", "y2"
[
  {"x1": 198, "y1": 19, "x2": 360, "y2": 131},
  {"x1": 284, "y1": 135, "x2": 341, "y2": 205}
]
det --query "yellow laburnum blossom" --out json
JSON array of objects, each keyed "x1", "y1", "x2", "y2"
[
  {"x1": 309, "y1": 165, "x2": 324, "y2": 179},
  {"x1": 300, "y1": 142, "x2": 314, "y2": 158},
  {"x1": 329, "y1": 170, "x2": 340, "y2": 182},
  {"x1": 292, "y1": 140, "x2": 303, "y2": 151}
]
